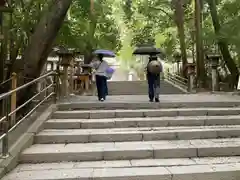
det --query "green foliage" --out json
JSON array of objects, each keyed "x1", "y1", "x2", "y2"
[
  {"x1": 118, "y1": 0, "x2": 240, "y2": 66},
  {"x1": 55, "y1": 0, "x2": 122, "y2": 54},
  {"x1": 7, "y1": 0, "x2": 240, "y2": 68},
  {"x1": 10, "y1": 0, "x2": 50, "y2": 54}
]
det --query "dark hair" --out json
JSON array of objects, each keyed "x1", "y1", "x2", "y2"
[
  {"x1": 98, "y1": 54, "x2": 104, "y2": 61},
  {"x1": 149, "y1": 55, "x2": 157, "y2": 61}
]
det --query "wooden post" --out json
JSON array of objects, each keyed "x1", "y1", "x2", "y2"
[
  {"x1": 10, "y1": 72, "x2": 17, "y2": 126},
  {"x1": 85, "y1": 76, "x2": 89, "y2": 91}
]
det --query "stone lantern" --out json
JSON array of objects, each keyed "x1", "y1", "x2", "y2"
[
  {"x1": 56, "y1": 48, "x2": 75, "y2": 96},
  {"x1": 206, "y1": 53, "x2": 221, "y2": 92},
  {"x1": 186, "y1": 63, "x2": 196, "y2": 92}
]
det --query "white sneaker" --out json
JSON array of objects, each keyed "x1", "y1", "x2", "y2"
[{"x1": 100, "y1": 98, "x2": 104, "y2": 101}]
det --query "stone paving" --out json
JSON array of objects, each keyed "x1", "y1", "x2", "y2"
[
  {"x1": 62, "y1": 93, "x2": 240, "y2": 103},
  {"x1": 3, "y1": 93, "x2": 240, "y2": 179},
  {"x1": 107, "y1": 80, "x2": 185, "y2": 95}
]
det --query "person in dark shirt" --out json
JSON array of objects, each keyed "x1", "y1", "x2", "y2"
[{"x1": 146, "y1": 55, "x2": 162, "y2": 102}]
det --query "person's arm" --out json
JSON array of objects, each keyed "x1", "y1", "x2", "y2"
[
  {"x1": 145, "y1": 61, "x2": 150, "y2": 73},
  {"x1": 90, "y1": 60, "x2": 98, "y2": 69}
]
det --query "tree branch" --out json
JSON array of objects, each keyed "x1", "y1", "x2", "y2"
[
  {"x1": 150, "y1": 7, "x2": 173, "y2": 18},
  {"x1": 19, "y1": 0, "x2": 25, "y2": 9}
]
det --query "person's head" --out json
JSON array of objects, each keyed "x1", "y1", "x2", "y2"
[
  {"x1": 98, "y1": 54, "x2": 104, "y2": 62},
  {"x1": 149, "y1": 54, "x2": 158, "y2": 62}
]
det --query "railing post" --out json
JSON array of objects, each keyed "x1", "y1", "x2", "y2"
[
  {"x1": 10, "y1": 72, "x2": 17, "y2": 126},
  {"x1": 2, "y1": 97, "x2": 10, "y2": 157}
]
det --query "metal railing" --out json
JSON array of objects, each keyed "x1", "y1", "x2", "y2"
[
  {"x1": 0, "y1": 77, "x2": 13, "y2": 87},
  {"x1": 165, "y1": 71, "x2": 188, "y2": 91},
  {"x1": 0, "y1": 71, "x2": 58, "y2": 157}
]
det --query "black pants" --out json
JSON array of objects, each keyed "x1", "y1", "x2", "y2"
[
  {"x1": 96, "y1": 75, "x2": 107, "y2": 100},
  {"x1": 147, "y1": 73, "x2": 160, "y2": 100}
]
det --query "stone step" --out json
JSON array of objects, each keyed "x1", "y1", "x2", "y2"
[
  {"x1": 4, "y1": 160, "x2": 240, "y2": 180},
  {"x1": 35, "y1": 125, "x2": 240, "y2": 143},
  {"x1": 20, "y1": 138, "x2": 240, "y2": 163},
  {"x1": 45, "y1": 115, "x2": 240, "y2": 129},
  {"x1": 57, "y1": 101, "x2": 240, "y2": 110},
  {"x1": 10, "y1": 156, "x2": 240, "y2": 170},
  {"x1": 107, "y1": 81, "x2": 185, "y2": 95},
  {"x1": 52, "y1": 107, "x2": 240, "y2": 119}
]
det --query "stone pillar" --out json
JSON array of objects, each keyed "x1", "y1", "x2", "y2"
[
  {"x1": 174, "y1": 52, "x2": 181, "y2": 75},
  {"x1": 69, "y1": 59, "x2": 74, "y2": 95},
  {"x1": 176, "y1": 61, "x2": 180, "y2": 75},
  {"x1": 206, "y1": 54, "x2": 220, "y2": 92},
  {"x1": 49, "y1": 61, "x2": 54, "y2": 71},
  {"x1": 187, "y1": 63, "x2": 196, "y2": 93},
  {"x1": 62, "y1": 64, "x2": 69, "y2": 97},
  {"x1": 56, "y1": 47, "x2": 76, "y2": 97}
]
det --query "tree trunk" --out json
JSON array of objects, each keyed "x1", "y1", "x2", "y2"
[
  {"x1": 11, "y1": 0, "x2": 73, "y2": 112},
  {"x1": 207, "y1": 0, "x2": 239, "y2": 88},
  {"x1": 195, "y1": 0, "x2": 206, "y2": 88},
  {"x1": 0, "y1": 12, "x2": 4, "y2": 84},
  {"x1": 6, "y1": 36, "x2": 23, "y2": 78},
  {"x1": 173, "y1": 0, "x2": 188, "y2": 78},
  {"x1": 84, "y1": 9, "x2": 97, "y2": 64},
  {"x1": 12, "y1": 0, "x2": 73, "y2": 77},
  {"x1": 84, "y1": 51, "x2": 93, "y2": 64}
]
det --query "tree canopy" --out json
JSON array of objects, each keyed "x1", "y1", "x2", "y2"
[{"x1": 1, "y1": 0, "x2": 240, "y2": 88}]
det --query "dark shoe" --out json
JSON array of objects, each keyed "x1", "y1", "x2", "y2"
[
  {"x1": 149, "y1": 99, "x2": 153, "y2": 102},
  {"x1": 100, "y1": 98, "x2": 104, "y2": 102},
  {"x1": 155, "y1": 98, "x2": 160, "y2": 102}
]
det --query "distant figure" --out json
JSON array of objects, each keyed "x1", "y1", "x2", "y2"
[
  {"x1": 146, "y1": 55, "x2": 163, "y2": 102},
  {"x1": 90, "y1": 54, "x2": 109, "y2": 101}
]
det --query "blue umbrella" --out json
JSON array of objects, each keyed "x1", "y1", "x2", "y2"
[{"x1": 93, "y1": 49, "x2": 116, "y2": 57}]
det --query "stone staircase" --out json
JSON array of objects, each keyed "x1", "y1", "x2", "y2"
[
  {"x1": 108, "y1": 80, "x2": 184, "y2": 95},
  {"x1": 3, "y1": 99, "x2": 240, "y2": 179}
]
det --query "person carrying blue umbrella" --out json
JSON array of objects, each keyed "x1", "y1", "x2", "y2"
[{"x1": 91, "y1": 50, "x2": 115, "y2": 101}]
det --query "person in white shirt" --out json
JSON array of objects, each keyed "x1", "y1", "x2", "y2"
[{"x1": 90, "y1": 54, "x2": 109, "y2": 101}]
